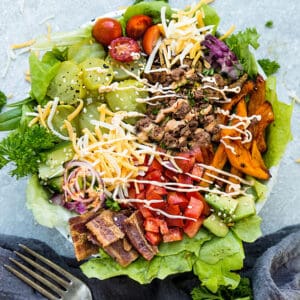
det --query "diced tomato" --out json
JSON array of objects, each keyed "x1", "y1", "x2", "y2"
[
  {"x1": 146, "y1": 184, "x2": 167, "y2": 196},
  {"x1": 165, "y1": 205, "x2": 184, "y2": 227},
  {"x1": 136, "y1": 191, "x2": 146, "y2": 200},
  {"x1": 167, "y1": 192, "x2": 189, "y2": 209},
  {"x1": 191, "y1": 164, "x2": 204, "y2": 182},
  {"x1": 174, "y1": 153, "x2": 195, "y2": 173},
  {"x1": 191, "y1": 147, "x2": 204, "y2": 163},
  {"x1": 184, "y1": 196, "x2": 204, "y2": 220},
  {"x1": 136, "y1": 203, "x2": 153, "y2": 218},
  {"x1": 144, "y1": 217, "x2": 161, "y2": 233},
  {"x1": 145, "y1": 170, "x2": 163, "y2": 181},
  {"x1": 164, "y1": 169, "x2": 178, "y2": 181},
  {"x1": 145, "y1": 231, "x2": 161, "y2": 246},
  {"x1": 158, "y1": 219, "x2": 169, "y2": 235},
  {"x1": 109, "y1": 37, "x2": 140, "y2": 62},
  {"x1": 147, "y1": 158, "x2": 163, "y2": 172},
  {"x1": 183, "y1": 217, "x2": 204, "y2": 238},
  {"x1": 163, "y1": 228, "x2": 183, "y2": 243},
  {"x1": 178, "y1": 174, "x2": 193, "y2": 185},
  {"x1": 187, "y1": 192, "x2": 211, "y2": 216},
  {"x1": 128, "y1": 186, "x2": 136, "y2": 199}
]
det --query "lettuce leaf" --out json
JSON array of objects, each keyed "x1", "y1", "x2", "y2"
[
  {"x1": 231, "y1": 215, "x2": 262, "y2": 243},
  {"x1": 194, "y1": 232, "x2": 245, "y2": 293},
  {"x1": 26, "y1": 175, "x2": 75, "y2": 228},
  {"x1": 81, "y1": 229, "x2": 211, "y2": 283},
  {"x1": 123, "y1": 1, "x2": 172, "y2": 24},
  {"x1": 264, "y1": 77, "x2": 293, "y2": 168},
  {"x1": 29, "y1": 53, "x2": 61, "y2": 104},
  {"x1": 225, "y1": 28, "x2": 260, "y2": 78},
  {"x1": 202, "y1": 4, "x2": 220, "y2": 34}
]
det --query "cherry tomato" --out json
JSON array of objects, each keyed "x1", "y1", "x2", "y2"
[
  {"x1": 109, "y1": 37, "x2": 141, "y2": 62},
  {"x1": 92, "y1": 18, "x2": 122, "y2": 46},
  {"x1": 126, "y1": 14, "x2": 153, "y2": 40},
  {"x1": 142, "y1": 25, "x2": 161, "y2": 55}
]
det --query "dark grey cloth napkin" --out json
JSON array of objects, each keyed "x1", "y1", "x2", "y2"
[{"x1": 0, "y1": 224, "x2": 299, "y2": 300}]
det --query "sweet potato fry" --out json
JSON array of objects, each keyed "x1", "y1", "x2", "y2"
[
  {"x1": 200, "y1": 143, "x2": 227, "y2": 187},
  {"x1": 247, "y1": 75, "x2": 266, "y2": 116},
  {"x1": 251, "y1": 140, "x2": 268, "y2": 171},
  {"x1": 223, "y1": 139, "x2": 271, "y2": 180},
  {"x1": 219, "y1": 81, "x2": 255, "y2": 125},
  {"x1": 225, "y1": 166, "x2": 244, "y2": 193},
  {"x1": 248, "y1": 101, "x2": 274, "y2": 153}
]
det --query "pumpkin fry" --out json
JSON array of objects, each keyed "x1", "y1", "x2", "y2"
[
  {"x1": 251, "y1": 139, "x2": 268, "y2": 170},
  {"x1": 248, "y1": 75, "x2": 266, "y2": 116},
  {"x1": 225, "y1": 166, "x2": 243, "y2": 193},
  {"x1": 200, "y1": 143, "x2": 227, "y2": 187}
]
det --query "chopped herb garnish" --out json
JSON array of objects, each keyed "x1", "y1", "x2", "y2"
[
  {"x1": 202, "y1": 68, "x2": 215, "y2": 76},
  {"x1": 265, "y1": 20, "x2": 273, "y2": 28},
  {"x1": 258, "y1": 58, "x2": 280, "y2": 76},
  {"x1": 105, "y1": 198, "x2": 121, "y2": 211}
]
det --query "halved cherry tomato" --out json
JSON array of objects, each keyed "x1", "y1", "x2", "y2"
[
  {"x1": 145, "y1": 231, "x2": 161, "y2": 246},
  {"x1": 109, "y1": 37, "x2": 140, "y2": 62},
  {"x1": 167, "y1": 192, "x2": 189, "y2": 209},
  {"x1": 184, "y1": 196, "x2": 204, "y2": 220},
  {"x1": 163, "y1": 228, "x2": 183, "y2": 243},
  {"x1": 184, "y1": 217, "x2": 204, "y2": 238},
  {"x1": 126, "y1": 14, "x2": 153, "y2": 40},
  {"x1": 92, "y1": 18, "x2": 122, "y2": 46},
  {"x1": 142, "y1": 25, "x2": 161, "y2": 55}
]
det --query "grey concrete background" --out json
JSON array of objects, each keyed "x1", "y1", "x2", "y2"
[{"x1": 0, "y1": 0, "x2": 299, "y2": 257}]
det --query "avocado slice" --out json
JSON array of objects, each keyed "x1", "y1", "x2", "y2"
[
  {"x1": 232, "y1": 195, "x2": 256, "y2": 221},
  {"x1": 203, "y1": 214, "x2": 229, "y2": 237},
  {"x1": 38, "y1": 142, "x2": 74, "y2": 180},
  {"x1": 205, "y1": 194, "x2": 238, "y2": 217}
]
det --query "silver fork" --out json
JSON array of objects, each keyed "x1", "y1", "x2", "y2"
[{"x1": 4, "y1": 244, "x2": 92, "y2": 300}]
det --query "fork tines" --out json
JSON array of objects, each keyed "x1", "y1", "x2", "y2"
[{"x1": 4, "y1": 244, "x2": 74, "y2": 300}]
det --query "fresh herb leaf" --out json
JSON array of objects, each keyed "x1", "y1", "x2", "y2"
[
  {"x1": 225, "y1": 28, "x2": 260, "y2": 78},
  {"x1": 265, "y1": 20, "x2": 273, "y2": 28},
  {"x1": 105, "y1": 198, "x2": 121, "y2": 211},
  {"x1": 258, "y1": 58, "x2": 280, "y2": 76},
  {"x1": 0, "y1": 125, "x2": 59, "y2": 178},
  {"x1": 0, "y1": 91, "x2": 7, "y2": 112}
]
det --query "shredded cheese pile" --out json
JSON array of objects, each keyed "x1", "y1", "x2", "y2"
[
  {"x1": 64, "y1": 104, "x2": 152, "y2": 197},
  {"x1": 145, "y1": 0, "x2": 214, "y2": 73}
]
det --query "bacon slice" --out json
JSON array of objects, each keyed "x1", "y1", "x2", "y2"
[
  {"x1": 86, "y1": 210, "x2": 125, "y2": 247},
  {"x1": 104, "y1": 239, "x2": 139, "y2": 267},
  {"x1": 123, "y1": 211, "x2": 158, "y2": 260},
  {"x1": 69, "y1": 211, "x2": 100, "y2": 261}
]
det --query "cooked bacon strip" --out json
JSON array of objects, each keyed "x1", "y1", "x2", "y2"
[
  {"x1": 123, "y1": 211, "x2": 158, "y2": 260},
  {"x1": 69, "y1": 211, "x2": 100, "y2": 261},
  {"x1": 104, "y1": 239, "x2": 139, "y2": 267},
  {"x1": 86, "y1": 210, "x2": 125, "y2": 247}
]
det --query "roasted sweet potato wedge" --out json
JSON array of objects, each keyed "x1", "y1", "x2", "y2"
[
  {"x1": 223, "y1": 139, "x2": 271, "y2": 180},
  {"x1": 248, "y1": 75, "x2": 266, "y2": 116}
]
